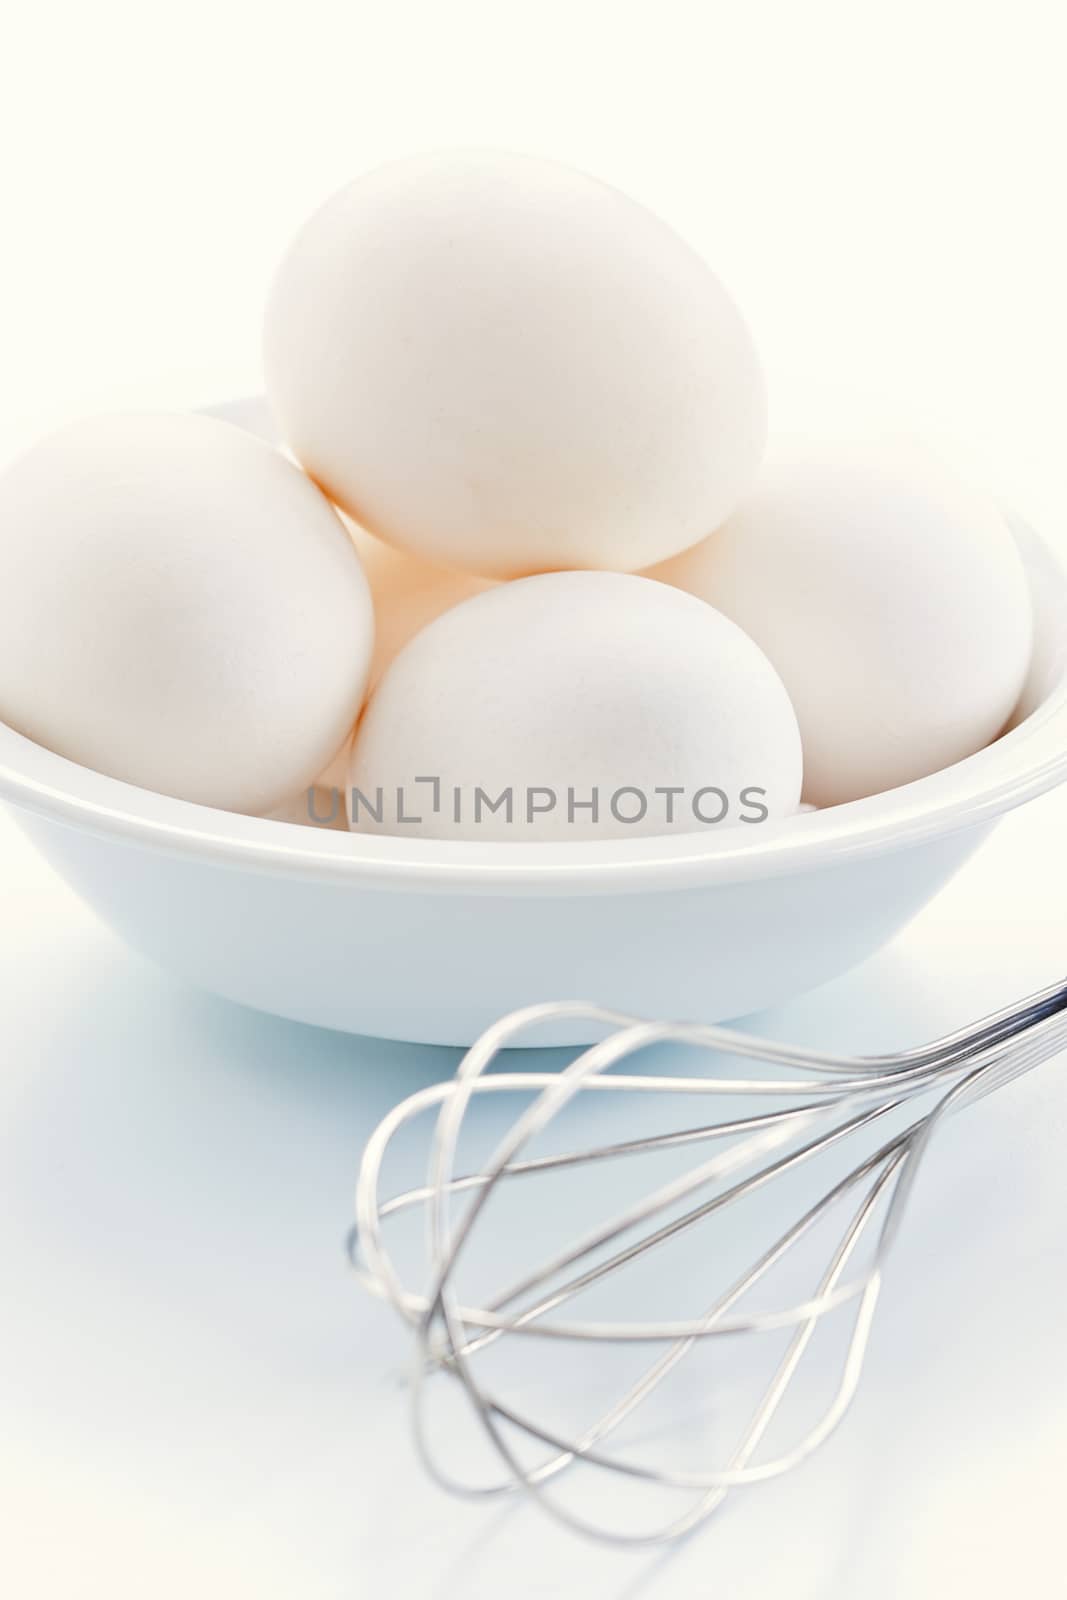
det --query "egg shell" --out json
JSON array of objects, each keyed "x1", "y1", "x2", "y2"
[
  {"x1": 302, "y1": 522, "x2": 494, "y2": 798},
  {"x1": 0, "y1": 413, "x2": 374, "y2": 814},
  {"x1": 346, "y1": 521, "x2": 497, "y2": 685},
  {"x1": 264, "y1": 151, "x2": 767, "y2": 578},
  {"x1": 347, "y1": 571, "x2": 802, "y2": 842},
  {"x1": 647, "y1": 441, "x2": 1033, "y2": 807},
  {"x1": 263, "y1": 785, "x2": 350, "y2": 830}
]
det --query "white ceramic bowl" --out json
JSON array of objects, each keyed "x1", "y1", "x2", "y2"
[{"x1": 2, "y1": 401, "x2": 1065, "y2": 1045}]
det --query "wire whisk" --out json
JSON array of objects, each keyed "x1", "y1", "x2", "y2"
[{"x1": 349, "y1": 979, "x2": 1067, "y2": 1545}]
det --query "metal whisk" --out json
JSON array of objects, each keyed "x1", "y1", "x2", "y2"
[{"x1": 349, "y1": 979, "x2": 1067, "y2": 1545}]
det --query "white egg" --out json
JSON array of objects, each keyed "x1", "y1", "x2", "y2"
[
  {"x1": 647, "y1": 441, "x2": 1033, "y2": 807},
  {"x1": 346, "y1": 522, "x2": 496, "y2": 685},
  {"x1": 347, "y1": 572, "x2": 802, "y2": 842},
  {"x1": 264, "y1": 152, "x2": 766, "y2": 578},
  {"x1": 0, "y1": 413, "x2": 374, "y2": 814},
  {"x1": 262, "y1": 785, "x2": 350, "y2": 830},
  {"x1": 306, "y1": 524, "x2": 495, "y2": 798}
]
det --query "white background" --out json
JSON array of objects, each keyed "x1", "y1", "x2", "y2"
[{"x1": 2, "y1": 2, "x2": 1067, "y2": 1596}]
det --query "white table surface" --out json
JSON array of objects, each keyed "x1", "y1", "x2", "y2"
[{"x1": 3, "y1": 784, "x2": 1066, "y2": 1600}]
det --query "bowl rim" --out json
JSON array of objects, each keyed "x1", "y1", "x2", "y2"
[{"x1": 2, "y1": 495, "x2": 1065, "y2": 897}]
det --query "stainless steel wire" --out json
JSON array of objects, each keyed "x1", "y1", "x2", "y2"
[{"x1": 349, "y1": 978, "x2": 1067, "y2": 1545}]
